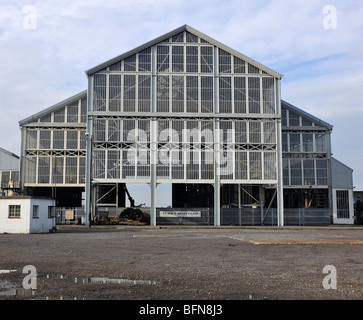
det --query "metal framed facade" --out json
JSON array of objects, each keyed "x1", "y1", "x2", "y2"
[
  {"x1": 85, "y1": 26, "x2": 284, "y2": 226},
  {"x1": 19, "y1": 92, "x2": 87, "y2": 189}
]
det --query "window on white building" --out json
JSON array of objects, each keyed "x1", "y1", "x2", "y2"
[{"x1": 8, "y1": 205, "x2": 21, "y2": 218}]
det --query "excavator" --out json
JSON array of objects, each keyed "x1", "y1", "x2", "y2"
[
  {"x1": 93, "y1": 184, "x2": 149, "y2": 225},
  {"x1": 119, "y1": 185, "x2": 148, "y2": 222}
]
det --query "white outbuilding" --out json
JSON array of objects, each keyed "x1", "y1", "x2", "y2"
[{"x1": 0, "y1": 196, "x2": 55, "y2": 234}]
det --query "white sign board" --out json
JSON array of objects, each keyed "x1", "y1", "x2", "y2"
[{"x1": 159, "y1": 211, "x2": 201, "y2": 218}]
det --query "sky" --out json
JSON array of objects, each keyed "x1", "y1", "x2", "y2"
[{"x1": 0, "y1": 0, "x2": 362, "y2": 205}]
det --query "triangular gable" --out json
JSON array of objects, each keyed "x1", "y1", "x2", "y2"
[
  {"x1": 85, "y1": 25, "x2": 283, "y2": 79},
  {"x1": 281, "y1": 100, "x2": 333, "y2": 130},
  {"x1": 19, "y1": 90, "x2": 87, "y2": 126}
]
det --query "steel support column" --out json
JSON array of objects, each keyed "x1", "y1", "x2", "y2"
[
  {"x1": 85, "y1": 75, "x2": 93, "y2": 227},
  {"x1": 276, "y1": 79, "x2": 284, "y2": 226},
  {"x1": 150, "y1": 45, "x2": 157, "y2": 226},
  {"x1": 213, "y1": 46, "x2": 220, "y2": 226}
]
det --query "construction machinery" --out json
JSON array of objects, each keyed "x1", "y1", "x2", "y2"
[{"x1": 93, "y1": 184, "x2": 149, "y2": 225}]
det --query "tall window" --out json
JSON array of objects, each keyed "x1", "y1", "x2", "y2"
[
  {"x1": 336, "y1": 190, "x2": 350, "y2": 219},
  {"x1": 33, "y1": 205, "x2": 39, "y2": 218}
]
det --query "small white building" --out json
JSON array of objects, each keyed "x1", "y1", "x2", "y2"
[
  {"x1": 331, "y1": 158, "x2": 354, "y2": 225},
  {"x1": 0, "y1": 196, "x2": 55, "y2": 234}
]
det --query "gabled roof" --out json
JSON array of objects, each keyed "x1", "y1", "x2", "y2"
[
  {"x1": 281, "y1": 100, "x2": 333, "y2": 130},
  {"x1": 85, "y1": 24, "x2": 283, "y2": 79},
  {"x1": 0, "y1": 147, "x2": 19, "y2": 160},
  {"x1": 19, "y1": 90, "x2": 87, "y2": 126}
]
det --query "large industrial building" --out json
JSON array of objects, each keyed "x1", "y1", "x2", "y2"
[{"x1": 18, "y1": 25, "x2": 354, "y2": 226}]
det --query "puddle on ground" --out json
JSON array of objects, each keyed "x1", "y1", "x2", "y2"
[
  {"x1": 40, "y1": 274, "x2": 158, "y2": 285},
  {"x1": 0, "y1": 280, "x2": 35, "y2": 298},
  {"x1": 0, "y1": 273, "x2": 158, "y2": 298}
]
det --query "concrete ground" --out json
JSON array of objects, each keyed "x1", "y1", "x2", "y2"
[{"x1": 1, "y1": 225, "x2": 363, "y2": 300}]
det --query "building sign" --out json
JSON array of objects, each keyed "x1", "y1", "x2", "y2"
[{"x1": 159, "y1": 211, "x2": 201, "y2": 218}]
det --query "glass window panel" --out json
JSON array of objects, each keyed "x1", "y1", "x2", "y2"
[
  {"x1": 219, "y1": 77, "x2": 232, "y2": 113},
  {"x1": 26, "y1": 130, "x2": 37, "y2": 149},
  {"x1": 109, "y1": 60, "x2": 121, "y2": 71},
  {"x1": 235, "y1": 151, "x2": 248, "y2": 179},
  {"x1": 281, "y1": 108, "x2": 287, "y2": 126},
  {"x1": 303, "y1": 134, "x2": 314, "y2": 152},
  {"x1": 38, "y1": 157, "x2": 50, "y2": 183},
  {"x1": 262, "y1": 77, "x2": 275, "y2": 114},
  {"x1": 249, "y1": 121, "x2": 261, "y2": 144},
  {"x1": 80, "y1": 130, "x2": 86, "y2": 149},
  {"x1": 283, "y1": 158, "x2": 289, "y2": 185},
  {"x1": 290, "y1": 134, "x2": 301, "y2": 152},
  {"x1": 107, "y1": 150, "x2": 120, "y2": 179},
  {"x1": 172, "y1": 46, "x2": 184, "y2": 72},
  {"x1": 79, "y1": 157, "x2": 85, "y2": 184},
  {"x1": 109, "y1": 74, "x2": 122, "y2": 111},
  {"x1": 157, "y1": 75, "x2": 169, "y2": 112},
  {"x1": 186, "y1": 76, "x2": 198, "y2": 112},
  {"x1": 248, "y1": 77, "x2": 260, "y2": 114},
  {"x1": 186, "y1": 31, "x2": 198, "y2": 43},
  {"x1": 138, "y1": 48, "x2": 151, "y2": 72},
  {"x1": 157, "y1": 46, "x2": 169, "y2": 72},
  {"x1": 282, "y1": 133, "x2": 288, "y2": 152},
  {"x1": 290, "y1": 159, "x2": 302, "y2": 185},
  {"x1": 250, "y1": 152, "x2": 262, "y2": 180},
  {"x1": 248, "y1": 64, "x2": 260, "y2": 74},
  {"x1": 186, "y1": 46, "x2": 198, "y2": 73},
  {"x1": 93, "y1": 74, "x2": 107, "y2": 111},
  {"x1": 67, "y1": 102, "x2": 78, "y2": 123},
  {"x1": 201, "y1": 76, "x2": 213, "y2": 113},
  {"x1": 264, "y1": 152, "x2": 276, "y2": 180},
  {"x1": 219, "y1": 49, "x2": 231, "y2": 73},
  {"x1": 123, "y1": 74, "x2": 136, "y2": 112},
  {"x1": 138, "y1": 75, "x2": 151, "y2": 112},
  {"x1": 52, "y1": 157, "x2": 63, "y2": 184},
  {"x1": 123, "y1": 119, "x2": 135, "y2": 142},
  {"x1": 40, "y1": 114, "x2": 51, "y2": 122},
  {"x1": 289, "y1": 111, "x2": 300, "y2": 126},
  {"x1": 234, "y1": 77, "x2": 246, "y2": 113},
  {"x1": 235, "y1": 121, "x2": 247, "y2": 143},
  {"x1": 94, "y1": 150, "x2": 106, "y2": 179},
  {"x1": 303, "y1": 159, "x2": 315, "y2": 185},
  {"x1": 65, "y1": 157, "x2": 78, "y2": 184},
  {"x1": 316, "y1": 159, "x2": 328, "y2": 185},
  {"x1": 53, "y1": 131, "x2": 64, "y2": 149},
  {"x1": 54, "y1": 108, "x2": 65, "y2": 123},
  {"x1": 302, "y1": 118, "x2": 313, "y2": 126},
  {"x1": 108, "y1": 119, "x2": 121, "y2": 142},
  {"x1": 66, "y1": 131, "x2": 78, "y2": 149},
  {"x1": 263, "y1": 122, "x2": 276, "y2": 144},
  {"x1": 234, "y1": 56, "x2": 245, "y2": 73},
  {"x1": 93, "y1": 119, "x2": 106, "y2": 142},
  {"x1": 124, "y1": 54, "x2": 136, "y2": 71},
  {"x1": 25, "y1": 156, "x2": 36, "y2": 184},
  {"x1": 39, "y1": 131, "x2": 51, "y2": 149},
  {"x1": 80, "y1": 97, "x2": 87, "y2": 123},
  {"x1": 200, "y1": 46, "x2": 213, "y2": 73},
  {"x1": 172, "y1": 75, "x2": 184, "y2": 113},
  {"x1": 171, "y1": 32, "x2": 184, "y2": 43},
  {"x1": 315, "y1": 133, "x2": 327, "y2": 153}
]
